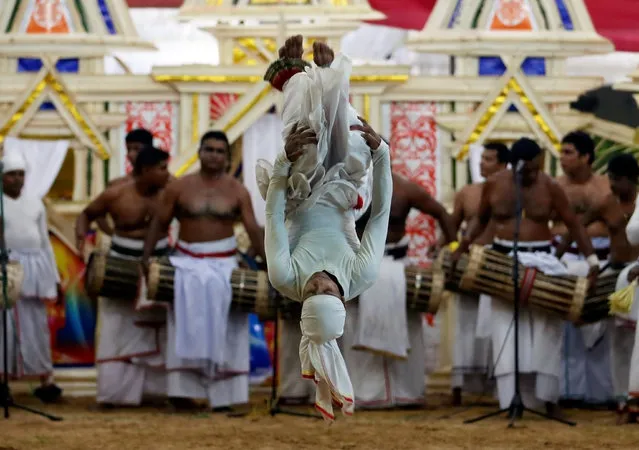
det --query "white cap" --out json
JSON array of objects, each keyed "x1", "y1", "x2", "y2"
[
  {"x1": 2, "y1": 152, "x2": 26, "y2": 173},
  {"x1": 300, "y1": 294, "x2": 345, "y2": 345}
]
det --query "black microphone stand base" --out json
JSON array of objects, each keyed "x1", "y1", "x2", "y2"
[
  {"x1": 268, "y1": 397, "x2": 322, "y2": 419},
  {"x1": 464, "y1": 392, "x2": 576, "y2": 427},
  {"x1": 0, "y1": 383, "x2": 63, "y2": 421}
]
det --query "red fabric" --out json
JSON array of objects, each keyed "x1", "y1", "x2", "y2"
[{"x1": 367, "y1": 0, "x2": 435, "y2": 30}]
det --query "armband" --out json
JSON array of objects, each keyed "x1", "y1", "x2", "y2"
[{"x1": 264, "y1": 58, "x2": 310, "y2": 92}]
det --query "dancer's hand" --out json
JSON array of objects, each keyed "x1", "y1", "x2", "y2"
[
  {"x1": 278, "y1": 35, "x2": 304, "y2": 59},
  {"x1": 350, "y1": 116, "x2": 382, "y2": 151},
  {"x1": 313, "y1": 41, "x2": 334, "y2": 67},
  {"x1": 587, "y1": 265, "x2": 599, "y2": 294},
  {"x1": 285, "y1": 123, "x2": 317, "y2": 163}
]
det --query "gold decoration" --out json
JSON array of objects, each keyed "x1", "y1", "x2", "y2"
[
  {"x1": 456, "y1": 77, "x2": 560, "y2": 161},
  {"x1": 250, "y1": 0, "x2": 310, "y2": 4},
  {"x1": 0, "y1": 73, "x2": 108, "y2": 160},
  {"x1": 331, "y1": 0, "x2": 349, "y2": 5},
  {"x1": 154, "y1": 74, "x2": 409, "y2": 84},
  {"x1": 362, "y1": 94, "x2": 371, "y2": 124},
  {"x1": 0, "y1": 79, "x2": 47, "y2": 144},
  {"x1": 233, "y1": 38, "x2": 278, "y2": 65},
  {"x1": 191, "y1": 94, "x2": 200, "y2": 144},
  {"x1": 175, "y1": 86, "x2": 273, "y2": 177}
]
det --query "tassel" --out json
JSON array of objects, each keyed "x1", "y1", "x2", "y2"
[
  {"x1": 354, "y1": 195, "x2": 364, "y2": 210},
  {"x1": 609, "y1": 280, "x2": 637, "y2": 316}
]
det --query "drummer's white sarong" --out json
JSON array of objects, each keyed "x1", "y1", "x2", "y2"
[
  {"x1": 609, "y1": 263, "x2": 639, "y2": 399},
  {"x1": 451, "y1": 292, "x2": 493, "y2": 393},
  {"x1": 0, "y1": 248, "x2": 58, "y2": 379},
  {"x1": 167, "y1": 238, "x2": 250, "y2": 408},
  {"x1": 342, "y1": 248, "x2": 426, "y2": 408},
  {"x1": 481, "y1": 243, "x2": 567, "y2": 408},
  {"x1": 96, "y1": 236, "x2": 169, "y2": 405},
  {"x1": 560, "y1": 255, "x2": 614, "y2": 403}
]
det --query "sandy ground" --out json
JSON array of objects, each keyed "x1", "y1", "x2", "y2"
[{"x1": 2, "y1": 394, "x2": 639, "y2": 450}]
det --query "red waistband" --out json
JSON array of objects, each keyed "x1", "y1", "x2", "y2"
[{"x1": 175, "y1": 243, "x2": 237, "y2": 259}]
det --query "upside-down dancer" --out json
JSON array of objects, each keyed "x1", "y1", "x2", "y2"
[
  {"x1": 558, "y1": 154, "x2": 639, "y2": 419},
  {"x1": 552, "y1": 131, "x2": 614, "y2": 406},
  {"x1": 142, "y1": 130, "x2": 265, "y2": 412},
  {"x1": 341, "y1": 170, "x2": 456, "y2": 409},
  {"x1": 448, "y1": 142, "x2": 509, "y2": 406},
  {"x1": 257, "y1": 36, "x2": 392, "y2": 421},
  {"x1": 452, "y1": 138, "x2": 598, "y2": 418},
  {"x1": 76, "y1": 147, "x2": 172, "y2": 407},
  {"x1": 0, "y1": 152, "x2": 63, "y2": 403}
]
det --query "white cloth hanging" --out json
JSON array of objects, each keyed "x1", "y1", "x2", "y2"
[
  {"x1": 242, "y1": 114, "x2": 284, "y2": 227},
  {"x1": 3, "y1": 137, "x2": 69, "y2": 199}
]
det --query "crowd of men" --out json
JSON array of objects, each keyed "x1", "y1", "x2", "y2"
[{"x1": 1, "y1": 41, "x2": 639, "y2": 421}]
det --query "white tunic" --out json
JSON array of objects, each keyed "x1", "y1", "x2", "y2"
[{"x1": 0, "y1": 194, "x2": 59, "y2": 379}]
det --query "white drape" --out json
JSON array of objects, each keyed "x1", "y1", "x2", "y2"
[
  {"x1": 242, "y1": 113, "x2": 283, "y2": 227},
  {"x1": 3, "y1": 137, "x2": 69, "y2": 199}
]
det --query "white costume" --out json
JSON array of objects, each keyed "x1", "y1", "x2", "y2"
[
  {"x1": 559, "y1": 239, "x2": 614, "y2": 404},
  {"x1": 258, "y1": 54, "x2": 392, "y2": 420},
  {"x1": 166, "y1": 238, "x2": 249, "y2": 408},
  {"x1": 342, "y1": 236, "x2": 427, "y2": 408},
  {"x1": 481, "y1": 239, "x2": 566, "y2": 409},
  {"x1": 96, "y1": 235, "x2": 170, "y2": 405},
  {"x1": 0, "y1": 153, "x2": 59, "y2": 381}
]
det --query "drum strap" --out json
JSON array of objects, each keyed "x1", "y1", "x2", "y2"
[
  {"x1": 519, "y1": 267, "x2": 537, "y2": 305},
  {"x1": 175, "y1": 244, "x2": 237, "y2": 259}
]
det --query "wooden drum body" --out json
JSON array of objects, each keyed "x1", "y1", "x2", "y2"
[
  {"x1": 147, "y1": 258, "x2": 277, "y2": 321},
  {"x1": 453, "y1": 245, "x2": 615, "y2": 324},
  {"x1": 85, "y1": 251, "x2": 140, "y2": 300},
  {"x1": 0, "y1": 262, "x2": 25, "y2": 309},
  {"x1": 404, "y1": 266, "x2": 445, "y2": 314}
]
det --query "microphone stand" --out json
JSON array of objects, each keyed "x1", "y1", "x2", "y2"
[
  {"x1": 465, "y1": 166, "x2": 575, "y2": 427},
  {"x1": 0, "y1": 168, "x2": 62, "y2": 421},
  {"x1": 268, "y1": 295, "x2": 321, "y2": 420}
]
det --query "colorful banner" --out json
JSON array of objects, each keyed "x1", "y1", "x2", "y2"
[{"x1": 48, "y1": 229, "x2": 96, "y2": 366}]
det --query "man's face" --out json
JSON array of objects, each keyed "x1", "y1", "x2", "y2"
[
  {"x1": 560, "y1": 142, "x2": 589, "y2": 175},
  {"x1": 480, "y1": 149, "x2": 505, "y2": 178},
  {"x1": 126, "y1": 141, "x2": 147, "y2": 166},
  {"x1": 3, "y1": 170, "x2": 24, "y2": 197},
  {"x1": 520, "y1": 156, "x2": 541, "y2": 186},
  {"x1": 608, "y1": 173, "x2": 635, "y2": 198},
  {"x1": 141, "y1": 160, "x2": 170, "y2": 188},
  {"x1": 199, "y1": 138, "x2": 228, "y2": 172},
  {"x1": 303, "y1": 272, "x2": 342, "y2": 301}
]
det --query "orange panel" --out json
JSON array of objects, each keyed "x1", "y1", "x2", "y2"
[
  {"x1": 26, "y1": 0, "x2": 71, "y2": 34},
  {"x1": 489, "y1": 0, "x2": 533, "y2": 31}
]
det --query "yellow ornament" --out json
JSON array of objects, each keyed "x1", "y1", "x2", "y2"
[
  {"x1": 449, "y1": 241, "x2": 460, "y2": 252},
  {"x1": 609, "y1": 280, "x2": 637, "y2": 316}
]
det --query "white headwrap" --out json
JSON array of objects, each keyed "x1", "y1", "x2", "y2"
[
  {"x1": 2, "y1": 152, "x2": 26, "y2": 173},
  {"x1": 299, "y1": 294, "x2": 354, "y2": 422}
]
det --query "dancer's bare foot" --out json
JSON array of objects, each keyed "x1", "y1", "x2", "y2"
[
  {"x1": 278, "y1": 35, "x2": 304, "y2": 60},
  {"x1": 313, "y1": 41, "x2": 334, "y2": 67}
]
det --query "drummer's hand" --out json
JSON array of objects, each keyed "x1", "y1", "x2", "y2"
[
  {"x1": 587, "y1": 265, "x2": 599, "y2": 293},
  {"x1": 628, "y1": 266, "x2": 639, "y2": 283},
  {"x1": 350, "y1": 117, "x2": 382, "y2": 151},
  {"x1": 285, "y1": 123, "x2": 317, "y2": 163},
  {"x1": 313, "y1": 41, "x2": 334, "y2": 67}
]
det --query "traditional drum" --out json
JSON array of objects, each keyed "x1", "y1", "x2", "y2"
[
  {"x1": 146, "y1": 258, "x2": 279, "y2": 321},
  {"x1": 440, "y1": 245, "x2": 618, "y2": 324},
  {"x1": 404, "y1": 266, "x2": 446, "y2": 314},
  {"x1": 0, "y1": 261, "x2": 25, "y2": 309},
  {"x1": 85, "y1": 251, "x2": 140, "y2": 300}
]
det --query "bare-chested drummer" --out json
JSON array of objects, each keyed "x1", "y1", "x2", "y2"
[
  {"x1": 75, "y1": 146, "x2": 171, "y2": 407},
  {"x1": 558, "y1": 153, "x2": 639, "y2": 414},
  {"x1": 453, "y1": 137, "x2": 597, "y2": 417},
  {"x1": 449, "y1": 142, "x2": 509, "y2": 406},
  {"x1": 95, "y1": 129, "x2": 154, "y2": 236},
  {"x1": 552, "y1": 131, "x2": 613, "y2": 406},
  {"x1": 142, "y1": 130, "x2": 265, "y2": 412}
]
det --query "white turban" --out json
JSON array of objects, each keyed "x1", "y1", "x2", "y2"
[
  {"x1": 299, "y1": 294, "x2": 354, "y2": 422},
  {"x1": 2, "y1": 152, "x2": 26, "y2": 173}
]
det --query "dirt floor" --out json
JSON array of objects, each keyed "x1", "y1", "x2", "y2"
[{"x1": 2, "y1": 393, "x2": 639, "y2": 450}]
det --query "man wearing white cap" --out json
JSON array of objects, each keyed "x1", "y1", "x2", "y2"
[
  {"x1": 0, "y1": 152, "x2": 62, "y2": 402},
  {"x1": 258, "y1": 36, "x2": 392, "y2": 421}
]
